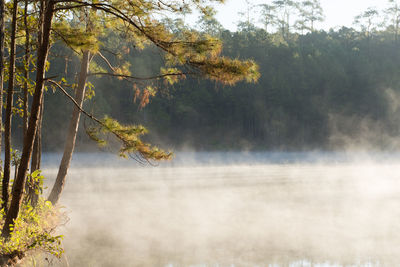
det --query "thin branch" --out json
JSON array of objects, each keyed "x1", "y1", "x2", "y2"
[
  {"x1": 158, "y1": 0, "x2": 182, "y2": 12},
  {"x1": 46, "y1": 79, "x2": 164, "y2": 162},
  {"x1": 100, "y1": 47, "x2": 119, "y2": 57},
  {"x1": 87, "y1": 71, "x2": 194, "y2": 80},
  {"x1": 96, "y1": 52, "x2": 116, "y2": 72},
  {"x1": 54, "y1": 1, "x2": 173, "y2": 52},
  {"x1": 52, "y1": 29, "x2": 81, "y2": 55},
  {"x1": 16, "y1": 10, "x2": 41, "y2": 20},
  {"x1": 53, "y1": 0, "x2": 222, "y2": 76},
  {"x1": 53, "y1": 4, "x2": 89, "y2": 11},
  {"x1": 43, "y1": 75, "x2": 59, "y2": 81},
  {"x1": 46, "y1": 79, "x2": 102, "y2": 125}
]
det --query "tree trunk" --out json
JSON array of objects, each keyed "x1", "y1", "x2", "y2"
[
  {"x1": 2, "y1": 0, "x2": 18, "y2": 213},
  {"x1": 28, "y1": 100, "x2": 44, "y2": 207},
  {"x1": 2, "y1": 0, "x2": 55, "y2": 239},
  {"x1": 23, "y1": 0, "x2": 30, "y2": 138},
  {"x1": 31, "y1": 100, "x2": 44, "y2": 172},
  {"x1": 48, "y1": 50, "x2": 90, "y2": 205},
  {"x1": 23, "y1": 0, "x2": 31, "y2": 204},
  {"x1": 0, "y1": 0, "x2": 4, "y2": 175}
]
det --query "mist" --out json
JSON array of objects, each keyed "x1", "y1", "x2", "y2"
[{"x1": 20, "y1": 153, "x2": 397, "y2": 267}]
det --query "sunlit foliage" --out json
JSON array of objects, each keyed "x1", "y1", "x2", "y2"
[
  {"x1": 0, "y1": 199, "x2": 64, "y2": 262},
  {"x1": 86, "y1": 116, "x2": 172, "y2": 160}
]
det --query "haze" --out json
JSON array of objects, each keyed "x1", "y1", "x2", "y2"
[
  {"x1": 40, "y1": 153, "x2": 400, "y2": 267},
  {"x1": 209, "y1": 0, "x2": 386, "y2": 31}
]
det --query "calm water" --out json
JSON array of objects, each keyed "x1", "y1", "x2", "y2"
[{"x1": 39, "y1": 152, "x2": 400, "y2": 266}]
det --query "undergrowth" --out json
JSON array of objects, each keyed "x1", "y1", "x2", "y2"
[{"x1": 0, "y1": 171, "x2": 66, "y2": 265}]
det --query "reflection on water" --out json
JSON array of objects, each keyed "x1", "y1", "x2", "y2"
[{"x1": 40, "y1": 153, "x2": 400, "y2": 266}]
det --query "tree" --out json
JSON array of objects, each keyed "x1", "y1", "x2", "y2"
[
  {"x1": 0, "y1": 0, "x2": 4, "y2": 188},
  {"x1": 2, "y1": 0, "x2": 56, "y2": 238},
  {"x1": 272, "y1": 0, "x2": 297, "y2": 40},
  {"x1": 237, "y1": 0, "x2": 257, "y2": 32},
  {"x1": 353, "y1": 7, "x2": 381, "y2": 39},
  {"x1": 2, "y1": 0, "x2": 259, "y2": 239},
  {"x1": 47, "y1": 51, "x2": 90, "y2": 205},
  {"x1": 2, "y1": 0, "x2": 18, "y2": 214},
  {"x1": 259, "y1": 3, "x2": 276, "y2": 33},
  {"x1": 23, "y1": 0, "x2": 30, "y2": 138},
  {"x1": 296, "y1": 0, "x2": 324, "y2": 33},
  {"x1": 47, "y1": 8, "x2": 95, "y2": 205},
  {"x1": 47, "y1": 0, "x2": 258, "y2": 204},
  {"x1": 196, "y1": 6, "x2": 223, "y2": 36},
  {"x1": 385, "y1": 0, "x2": 400, "y2": 43}
]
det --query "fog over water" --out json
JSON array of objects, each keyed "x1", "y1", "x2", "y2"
[{"x1": 39, "y1": 152, "x2": 400, "y2": 266}]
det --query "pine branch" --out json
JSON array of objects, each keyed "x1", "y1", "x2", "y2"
[
  {"x1": 46, "y1": 79, "x2": 171, "y2": 161},
  {"x1": 87, "y1": 71, "x2": 194, "y2": 80}
]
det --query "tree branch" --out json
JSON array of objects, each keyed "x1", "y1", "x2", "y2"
[
  {"x1": 46, "y1": 79, "x2": 169, "y2": 162},
  {"x1": 46, "y1": 79, "x2": 102, "y2": 125},
  {"x1": 96, "y1": 52, "x2": 116, "y2": 72},
  {"x1": 87, "y1": 71, "x2": 194, "y2": 80},
  {"x1": 53, "y1": 0, "x2": 176, "y2": 52},
  {"x1": 52, "y1": 29, "x2": 81, "y2": 55}
]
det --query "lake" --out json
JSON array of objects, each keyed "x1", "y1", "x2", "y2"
[{"x1": 39, "y1": 152, "x2": 400, "y2": 266}]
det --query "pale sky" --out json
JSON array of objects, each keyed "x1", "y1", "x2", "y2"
[{"x1": 205, "y1": 0, "x2": 389, "y2": 31}]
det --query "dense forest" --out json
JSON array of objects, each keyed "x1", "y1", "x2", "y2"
[{"x1": 9, "y1": 0, "x2": 400, "y2": 152}]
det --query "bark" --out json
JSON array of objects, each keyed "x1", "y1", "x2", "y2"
[
  {"x1": 23, "y1": 0, "x2": 30, "y2": 138},
  {"x1": 23, "y1": 0, "x2": 31, "y2": 203},
  {"x1": 2, "y1": 0, "x2": 55, "y2": 238},
  {"x1": 31, "y1": 100, "x2": 43, "y2": 172},
  {"x1": 38, "y1": 0, "x2": 45, "y2": 46},
  {"x1": 2, "y1": 0, "x2": 18, "y2": 213},
  {"x1": 0, "y1": 0, "x2": 4, "y2": 174},
  {"x1": 48, "y1": 50, "x2": 90, "y2": 205},
  {"x1": 28, "y1": 100, "x2": 44, "y2": 207}
]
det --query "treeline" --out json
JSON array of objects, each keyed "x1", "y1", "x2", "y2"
[
  {"x1": 129, "y1": 28, "x2": 400, "y2": 150},
  {"x1": 2, "y1": 0, "x2": 396, "y2": 152},
  {"x1": 35, "y1": 2, "x2": 400, "y2": 151}
]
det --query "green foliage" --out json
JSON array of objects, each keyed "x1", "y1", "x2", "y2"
[
  {"x1": 85, "y1": 82, "x2": 96, "y2": 100},
  {"x1": 89, "y1": 60, "x2": 107, "y2": 74},
  {"x1": 160, "y1": 67, "x2": 185, "y2": 85},
  {"x1": 53, "y1": 21, "x2": 100, "y2": 52},
  {"x1": 0, "y1": 199, "x2": 64, "y2": 258},
  {"x1": 11, "y1": 148, "x2": 21, "y2": 168},
  {"x1": 86, "y1": 116, "x2": 173, "y2": 160},
  {"x1": 0, "y1": 168, "x2": 64, "y2": 260},
  {"x1": 196, "y1": 57, "x2": 260, "y2": 85},
  {"x1": 26, "y1": 170, "x2": 45, "y2": 198}
]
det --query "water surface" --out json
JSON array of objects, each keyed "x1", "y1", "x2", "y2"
[{"x1": 40, "y1": 152, "x2": 400, "y2": 266}]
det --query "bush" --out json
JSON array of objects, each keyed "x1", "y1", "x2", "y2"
[{"x1": 0, "y1": 188, "x2": 65, "y2": 265}]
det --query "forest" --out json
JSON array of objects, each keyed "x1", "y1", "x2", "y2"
[{"x1": 34, "y1": 0, "x2": 400, "y2": 152}]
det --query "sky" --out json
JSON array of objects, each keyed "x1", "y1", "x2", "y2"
[{"x1": 205, "y1": 0, "x2": 389, "y2": 31}]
